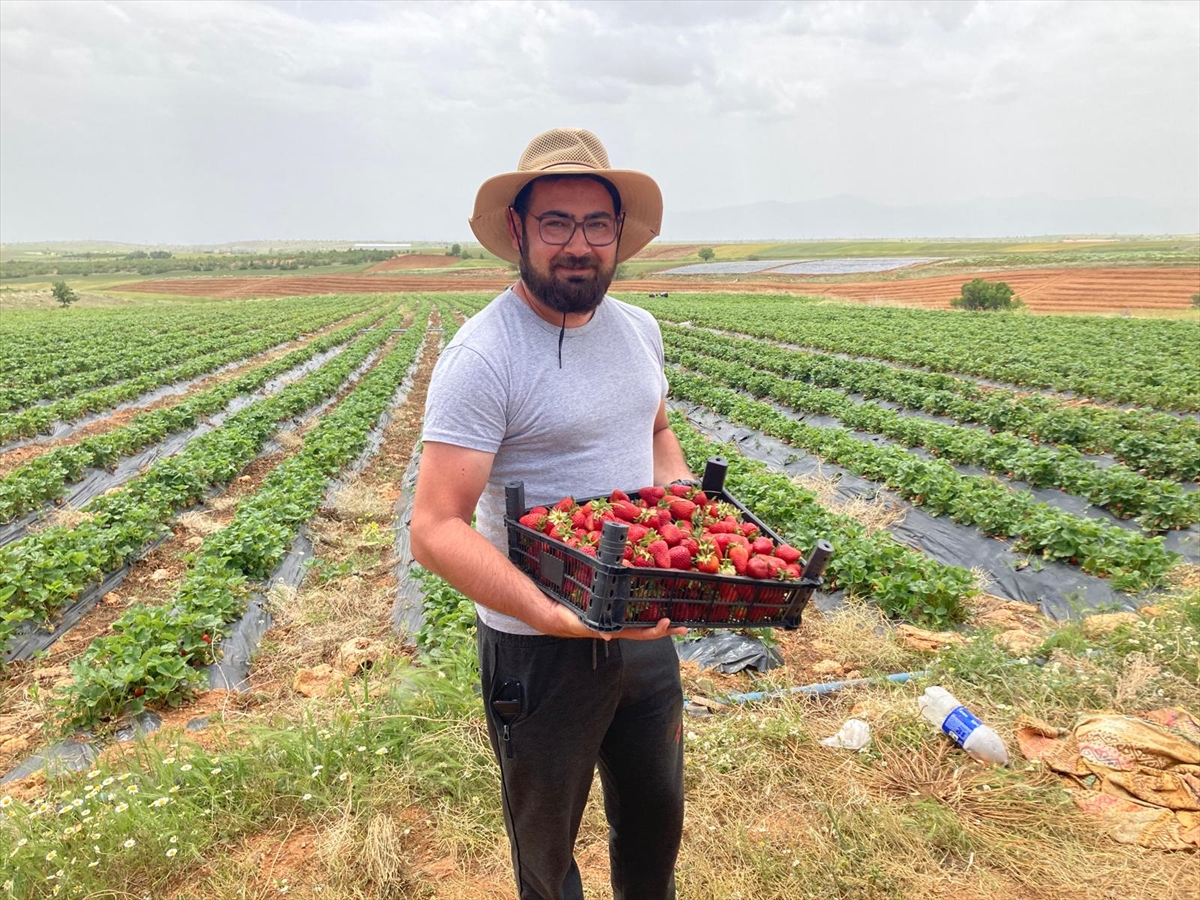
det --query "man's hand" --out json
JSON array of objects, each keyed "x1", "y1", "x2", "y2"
[{"x1": 544, "y1": 602, "x2": 688, "y2": 641}]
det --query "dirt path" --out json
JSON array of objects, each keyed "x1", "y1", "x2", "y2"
[{"x1": 116, "y1": 267, "x2": 1200, "y2": 313}]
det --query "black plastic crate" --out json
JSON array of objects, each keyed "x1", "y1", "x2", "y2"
[{"x1": 504, "y1": 457, "x2": 832, "y2": 632}]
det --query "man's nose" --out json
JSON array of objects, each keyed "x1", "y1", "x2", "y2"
[{"x1": 563, "y1": 223, "x2": 592, "y2": 255}]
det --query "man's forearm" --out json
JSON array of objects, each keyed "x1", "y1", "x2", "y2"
[
  {"x1": 653, "y1": 424, "x2": 694, "y2": 485},
  {"x1": 412, "y1": 516, "x2": 566, "y2": 633}
]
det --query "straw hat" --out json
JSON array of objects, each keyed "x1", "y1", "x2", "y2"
[{"x1": 469, "y1": 128, "x2": 663, "y2": 265}]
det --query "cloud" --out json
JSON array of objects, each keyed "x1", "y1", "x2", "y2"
[{"x1": 1, "y1": 0, "x2": 1196, "y2": 243}]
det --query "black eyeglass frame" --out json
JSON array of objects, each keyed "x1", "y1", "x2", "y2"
[{"x1": 512, "y1": 208, "x2": 625, "y2": 248}]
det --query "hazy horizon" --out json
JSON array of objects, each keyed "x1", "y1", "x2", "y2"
[{"x1": 2, "y1": 0, "x2": 1198, "y2": 245}]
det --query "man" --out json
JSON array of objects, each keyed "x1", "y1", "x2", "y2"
[{"x1": 411, "y1": 127, "x2": 694, "y2": 900}]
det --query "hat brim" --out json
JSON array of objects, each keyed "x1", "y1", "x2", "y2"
[{"x1": 469, "y1": 166, "x2": 663, "y2": 265}]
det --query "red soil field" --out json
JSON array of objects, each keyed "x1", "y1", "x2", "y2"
[
  {"x1": 629, "y1": 243, "x2": 709, "y2": 260},
  {"x1": 364, "y1": 254, "x2": 462, "y2": 272},
  {"x1": 121, "y1": 267, "x2": 1200, "y2": 313}
]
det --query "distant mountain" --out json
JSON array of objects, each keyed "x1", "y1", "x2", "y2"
[{"x1": 662, "y1": 194, "x2": 1200, "y2": 241}]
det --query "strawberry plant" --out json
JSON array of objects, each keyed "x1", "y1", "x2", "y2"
[
  {"x1": 58, "y1": 308, "x2": 431, "y2": 727},
  {"x1": 669, "y1": 372, "x2": 1177, "y2": 591}
]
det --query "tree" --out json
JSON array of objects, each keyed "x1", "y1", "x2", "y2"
[
  {"x1": 51, "y1": 281, "x2": 78, "y2": 308},
  {"x1": 1191, "y1": 293, "x2": 1199, "y2": 309},
  {"x1": 952, "y1": 278, "x2": 1023, "y2": 311},
  {"x1": 448, "y1": 243, "x2": 462, "y2": 257},
  {"x1": 697, "y1": 247, "x2": 715, "y2": 262}
]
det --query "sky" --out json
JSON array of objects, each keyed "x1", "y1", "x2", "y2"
[{"x1": 1, "y1": 0, "x2": 1198, "y2": 244}]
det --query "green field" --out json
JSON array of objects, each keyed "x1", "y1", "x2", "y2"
[{"x1": 1, "y1": 290, "x2": 1198, "y2": 897}]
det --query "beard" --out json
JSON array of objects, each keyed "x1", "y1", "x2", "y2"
[{"x1": 518, "y1": 238, "x2": 616, "y2": 316}]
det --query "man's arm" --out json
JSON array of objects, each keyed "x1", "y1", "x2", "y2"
[
  {"x1": 652, "y1": 399, "x2": 694, "y2": 485},
  {"x1": 410, "y1": 441, "x2": 683, "y2": 640}
]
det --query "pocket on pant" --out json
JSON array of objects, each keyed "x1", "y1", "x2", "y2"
[{"x1": 490, "y1": 676, "x2": 524, "y2": 760}]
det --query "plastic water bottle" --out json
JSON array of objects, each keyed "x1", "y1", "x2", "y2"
[{"x1": 918, "y1": 686, "x2": 1008, "y2": 766}]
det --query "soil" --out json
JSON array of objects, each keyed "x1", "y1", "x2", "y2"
[
  {"x1": 365, "y1": 254, "x2": 462, "y2": 273},
  {"x1": 117, "y1": 267, "x2": 1200, "y2": 314}
]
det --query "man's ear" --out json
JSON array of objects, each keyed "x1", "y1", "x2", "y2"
[{"x1": 506, "y1": 208, "x2": 523, "y2": 256}]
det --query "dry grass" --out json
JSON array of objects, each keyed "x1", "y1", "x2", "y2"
[
  {"x1": 806, "y1": 598, "x2": 917, "y2": 673},
  {"x1": 324, "y1": 479, "x2": 392, "y2": 523},
  {"x1": 28, "y1": 506, "x2": 94, "y2": 533},
  {"x1": 177, "y1": 510, "x2": 223, "y2": 536},
  {"x1": 276, "y1": 429, "x2": 305, "y2": 452},
  {"x1": 790, "y1": 470, "x2": 906, "y2": 533}
]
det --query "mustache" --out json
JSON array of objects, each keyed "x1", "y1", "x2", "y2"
[{"x1": 553, "y1": 253, "x2": 598, "y2": 269}]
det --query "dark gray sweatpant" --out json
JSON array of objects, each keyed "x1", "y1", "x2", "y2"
[{"x1": 477, "y1": 618, "x2": 685, "y2": 900}]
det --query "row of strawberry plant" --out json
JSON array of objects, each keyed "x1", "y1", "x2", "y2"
[
  {"x1": 0, "y1": 303, "x2": 410, "y2": 655},
  {"x1": 668, "y1": 347, "x2": 1199, "y2": 531},
  {"x1": 0, "y1": 296, "x2": 374, "y2": 394},
  {"x1": 0, "y1": 315, "x2": 302, "y2": 411},
  {"x1": 0, "y1": 301, "x2": 292, "y2": 384},
  {"x1": 663, "y1": 324, "x2": 1200, "y2": 481},
  {"x1": 58, "y1": 308, "x2": 431, "y2": 727},
  {"x1": 670, "y1": 412, "x2": 976, "y2": 626},
  {"x1": 0, "y1": 304, "x2": 389, "y2": 523},
  {"x1": 668, "y1": 372, "x2": 1177, "y2": 591},
  {"x1": 0, "y1": 296, "x2": 379, "y2": 440},
  {"x1": 637, "y1": 293, "x2": 1200, "y2": 411}
]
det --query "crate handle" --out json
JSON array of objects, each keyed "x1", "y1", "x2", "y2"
[
  {"x1": 701, "y1": 457, "x2": 728, "y2": 494},
  {"x1": 597, "y1": 520, "x2": 629, "y2": 566},
  {"x1": 802, "y1": 539, "x2": 834, "y2": 581},
  {"x1": 505, "y1": 481, "x2": 526, "y2": 520}
]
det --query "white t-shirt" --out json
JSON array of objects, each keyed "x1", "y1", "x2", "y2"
[{"x1": 421, "y1": 288, "x2": 670, "y2": 634}]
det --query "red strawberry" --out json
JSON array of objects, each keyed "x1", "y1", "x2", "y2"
[
  {"x1": 609, "y1": 488, "x2": 630, "y2": 503},
  {"x1": 694, "y1": 541, "x2": 720, "y2": 574},
  {"x1": 783, "y1": 563, "x2": 801, "y2": 579},
  {"x1": 692, "y1": 492, "x2": 708, "y2": 506},
  {"x1": 708, "y1": 518, "x2": 737, "y2": 534},
  {"x1": 727, "y1": 543, "x2": 749, "y2": 575},
  {"x1": 683, "y1": 538, "x2": 699, "y2": 556},
  {"x1": 518, "y1": 512, "x2": 544, "y2": 529},
  {"x1": 760, "y1": 555, "x2": 787, "y2": 574},
  {"x1": 553, "y1": 496, "x2": 575, "y2": 513},
  {"x1": 751, "y1": 536, "x2": 774, "y2": 555},
  {"x1": 648, "y1": 539, "x2": 671, "y2": 569},
  {"x1": 668, "y1": 499, "x2": 697, "y2": 521},
  {"x1": 627, "y1": 523, "x2": 650, "y2": 543},
  {"x1": 659, "y1": 523, "x2": 684, "y2": 546},
  {"x1": 774, "y1": 543, "x2": 802, "y2": 564},
  {"x1": 612, "y1": 501, "x2": 641, "y2": 522},
  {"x1": 668, "y1": 545, "x2": 693, "y2": 570},
  {"x1": 638, "y1": 486, "x2": 666, "y2": 504},
  {"x1": 746, "y1": 557, "x2": 770, "y2": 579},
  {"x1": 579, "y1": 545, "x2": 597, "y2": 557},
  {"x1": 668, "y1": 483, "x2": 693, "y2": 497},
  {"x1": 712, "y1": 532, "x2": 737, "y2": 553},
  {"x1": 738, "y1": 522, "x2": 760, "y2": 538}
]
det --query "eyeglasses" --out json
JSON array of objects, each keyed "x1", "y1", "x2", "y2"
[{"x1": 523, "y1": 211, "x2": 623, "y2": 247}]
